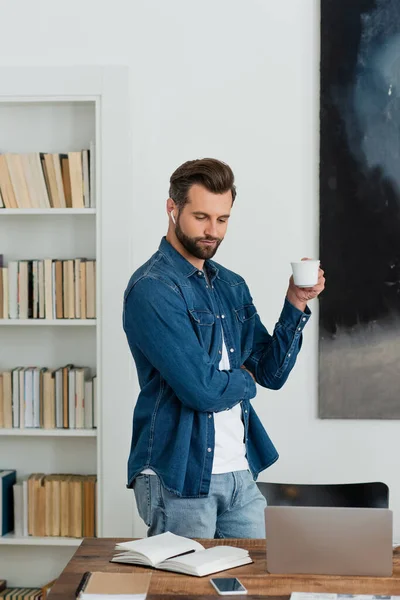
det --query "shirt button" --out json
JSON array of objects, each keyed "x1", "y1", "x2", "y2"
[
  {"x1": 207, "y1": 447, "x2": 212, "y2": 453},
  {"x1": 244, "y1": 409, "x2": 248, "y2": 414},
  {"x1": 197, "y1": 271, "x2": 202, "y2": 276},
  {"x1": 208, "y1": 414, "x2": 212, "y2": 419},
  {"x1": 221, "y1": 315, "x2": 225, "y2": 319},
  {"x1": 288, "y1": 353, "x2": 291, "y2": 357},
  {"x1": 218, "y1": 350, "x2": 222, "y2": 354},
  {"x1": 302, "y1": 317, "x2": 307, "y2": 322},
  {"x1": 216, "y1": 315, "x2": 220, "y2": 319},
  {"x1": 298, "y1": 327, "x2": 302, "y2": 331},
  {"x1": 206, "y1": 285, "x2": 209, "y2": 289},
  {"x1": 230, "y1": 348, "x2": 234, "y2": 353}
]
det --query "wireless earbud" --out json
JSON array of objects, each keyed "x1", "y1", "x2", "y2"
[{"x1": 171, "y1": 211, "x2": 176, "y2": 225}]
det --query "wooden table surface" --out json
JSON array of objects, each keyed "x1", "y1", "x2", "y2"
[{"x1": 48, "y1": 538, "x2": 400, "y2": 599}]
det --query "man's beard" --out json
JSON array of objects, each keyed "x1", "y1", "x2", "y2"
[{"x1": 175, "y1": 219, "x2": 222, "y2": 260}]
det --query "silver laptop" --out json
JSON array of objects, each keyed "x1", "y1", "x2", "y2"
[{"x1": 265, "y1": 506, "x2": 393, "y2": 576}]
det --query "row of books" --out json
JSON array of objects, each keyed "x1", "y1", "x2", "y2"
[
  {"x1": 0, "y1": 578, "x2": 55, "y2": 599},
  {"x1": 0, "y1": 587, "x2": 43, "y2": 599},
  {"x1": 0, "y1": 470, "x2": 96, "y2": 539},
  {"x1": 0, "y1": 149, "x2": 94, "y2": 209},
  {"x1": 0, "y1": 366, "x2": 97, "y2": 430},
  {"x1": 0, "y1": 257, "x2": 96, "y2": 319}
]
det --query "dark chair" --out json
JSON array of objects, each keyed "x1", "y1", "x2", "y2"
[{"x1": 257, "y1": 481, "x2": 389, "y2": 508}]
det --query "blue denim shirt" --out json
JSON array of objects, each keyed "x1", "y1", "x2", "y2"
[{"x1": 123, "y1": 237, "x2": 311, "y2": 498}]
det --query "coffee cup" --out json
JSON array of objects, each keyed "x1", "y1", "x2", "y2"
[{"x1": 290, "y1": 259, "x2": 320, "y2": 287}]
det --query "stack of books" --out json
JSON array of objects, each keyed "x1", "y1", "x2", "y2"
[
  {"x1": 0, "y1": 365, "x2": 97, "y2": 430},
  {"x1": 0, "y1": 256, "x2": 96, "y2": 320},
  {"x1": 0, "y1": 578, "x2": 55, "y2": 599},
  {"x1": 12, "y1": 472, "x2": 96, "y2": 538},
  {"x1": 0, "y1": 149, "x2": 94, "y2": 209},
  {"x1": 0, "y1": 587, "x2": 42, "y2": 599}
]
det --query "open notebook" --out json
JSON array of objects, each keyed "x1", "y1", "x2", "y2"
[{"x1": 110, "y1": 531, "x2": 252, "y2": 577}]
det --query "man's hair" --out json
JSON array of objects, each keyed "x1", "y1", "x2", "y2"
[{"x1": 169, "y1": 158, "x2": 236, "y2": 211}]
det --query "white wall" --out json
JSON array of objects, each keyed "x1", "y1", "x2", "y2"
[{"x1": 0, "y1": 0, "x2": 399, "y2": 539}]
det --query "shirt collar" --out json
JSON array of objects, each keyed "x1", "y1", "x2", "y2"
[
  {"x1": 158, "y1": 237, "x2": 219, "y2": 281},
  {"x1": 158, "y1": 237, "x2": 198, "y2": 278},
  {"x1": 205, "y1": 260, "x2": 219, "y2": 283}
]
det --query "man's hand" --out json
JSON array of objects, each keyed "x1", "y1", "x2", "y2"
[
  {"x1": 241, "y1": 365, "x2": 256, "y2": 383},
  {"x1": 286, "y1": 258, "x2": 325, "y2": 312}
]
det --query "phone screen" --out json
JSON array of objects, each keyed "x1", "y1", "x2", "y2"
[{"x1": 211, "y1": 578, "x2": 246, "y2": 593}]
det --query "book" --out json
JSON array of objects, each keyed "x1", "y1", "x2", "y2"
[
  {"x1": 82, "y1": 150, "x2": 90, "y2": 209},
  {"x1": 68, "y1": 151, "x2": 84, "y2": 208},
  {"x1": 0, "y1": 154, "x2": 18, "y2": 208},
  {"x1": 2, "y1": 265, "x2": 9, "y2": 319},
  {"x1": 3, "y1": 371, "x2": 12, "y2": 429},
  {"x1": 111, "y1": 531, "x2": 252, "y2": 577},
  {"x1": 5, "y1": 153, "x2": 32, "y2": 208},
  {"x1": 0, "y1": 469, "x2": 17, "y2": 535},
  {"x1": 0, "y1": 588, "x2": 41, "y2": 598},
  {"x1": 41, "y1": 578, "x2": 57, "y2": 599},
  {"x1": 76, "y1": 572, "x2": 152, "y2": 599},
  {"x1": 12, "y1": 482, "x2": 23, "y2": 536}
]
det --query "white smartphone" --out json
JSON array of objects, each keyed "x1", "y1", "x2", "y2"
[{"x1": 210, "y1": 577, "x2": 248, "y2": 595}]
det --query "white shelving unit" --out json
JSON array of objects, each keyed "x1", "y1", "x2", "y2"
[
  {"x1": 0, "y1": 534, "x2": 82, "y2": 547},
  {"x1": 0, "y1": 428, "x2": 97, "y2": 437},
  {"x1": 0, "y1": 320, "x2": 96, "y2": 326},
  {"x1": 0, "y1": 209, "x2": 96, "y2": 215},
  {"x1": 0, "y1": 66, "x2": 133, "y2": 588}
]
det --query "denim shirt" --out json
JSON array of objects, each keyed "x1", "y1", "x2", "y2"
[{"x1": 123, "y1": 237, "x2": 311, "y2": 498}]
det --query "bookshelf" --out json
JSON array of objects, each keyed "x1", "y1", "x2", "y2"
[
  {"x1": 0, "y1": 534, "x2": 82, "y2": 547},
  {"x1": 0, "y1": 429, "x2": 97, "y2": 437},
  {"x1": 0, "y1": 67, "x2": 133, "y2": 588},
  {"x1": 0, "y1": 209, "x2": 96, "y2": 214},
  {"x1": 0, "y1": 320, "x2": 96, "y2": 326}
]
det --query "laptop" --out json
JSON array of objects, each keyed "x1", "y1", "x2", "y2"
[{"x1": 265, "y1": 505, "x2": 393, "y2": 576}]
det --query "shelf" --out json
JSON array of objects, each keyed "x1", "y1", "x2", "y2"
[
  {"x1": 0, "y1": 67, "x2": 133, "y2": 584},
  {"x1": 0, "y1": 534, "x2": 83, "y2": 547},
  {"x1": 0, "y1": 319, "x2": 96, "y2": 326},
  {"x1": 0, "y1": 209, "x2": 96, "y2": 215},
  {"x1": 0, "y1": 428, "x2": 97, "y2": 437}
]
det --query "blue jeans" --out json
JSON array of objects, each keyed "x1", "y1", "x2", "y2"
[{"x1": 133, "y1": 470, "x2": 267, "y2": 538}]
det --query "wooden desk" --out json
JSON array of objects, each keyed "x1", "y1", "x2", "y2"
[{"x1": 48, "y1": 538, "x2": 400, "y2": 599}]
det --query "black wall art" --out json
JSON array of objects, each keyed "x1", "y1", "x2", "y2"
[{"x1": 319, "y1": 0, "x2": 400, "y2": 418}]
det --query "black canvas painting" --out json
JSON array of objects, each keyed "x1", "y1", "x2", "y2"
[{"x1": 319, "y1": 0, "x2": 400, "y2": 418}]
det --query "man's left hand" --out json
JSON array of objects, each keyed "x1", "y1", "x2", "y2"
[
  {"x1": 241, "y1": 365, "x2": 256, "y2": 382},
  {"x1": 286, "y1": 261, "x2": 325, "y2": 312}
]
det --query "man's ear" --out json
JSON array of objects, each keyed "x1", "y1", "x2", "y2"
[{"x1": 167, "y1": 199, "x2": 177, "y2": 224}]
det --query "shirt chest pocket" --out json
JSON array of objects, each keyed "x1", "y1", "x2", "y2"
[
  {"x1": 234, "y1": 303, "x2": 258, "y2": 354},
  {"x1": 189, "y1": 309, "x2": 215, "y2": 326},
  {"x1": 189, "y1": 309, "x2": 216, "y2": 352}
]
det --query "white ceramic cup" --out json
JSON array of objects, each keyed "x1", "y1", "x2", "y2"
[{"x1": 290, "y1": 260, "x2": 320, "y2": 287}]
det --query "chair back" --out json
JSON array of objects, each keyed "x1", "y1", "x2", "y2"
[{"x1": 257, "y1": 481, "x2": 389, "y2": 508}]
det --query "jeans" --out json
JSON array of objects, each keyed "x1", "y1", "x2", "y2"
[{"x1": 133, "y1": 470, "x2": 267, "y2": 538}]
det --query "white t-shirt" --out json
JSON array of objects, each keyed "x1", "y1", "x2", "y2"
[{"x1": 211, "y1": 334, "x2": 249, "y2": 474}]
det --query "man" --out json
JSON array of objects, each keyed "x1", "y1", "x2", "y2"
[{"x1": 123, "y1": 158, "x2": 325, "y2": 538}]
